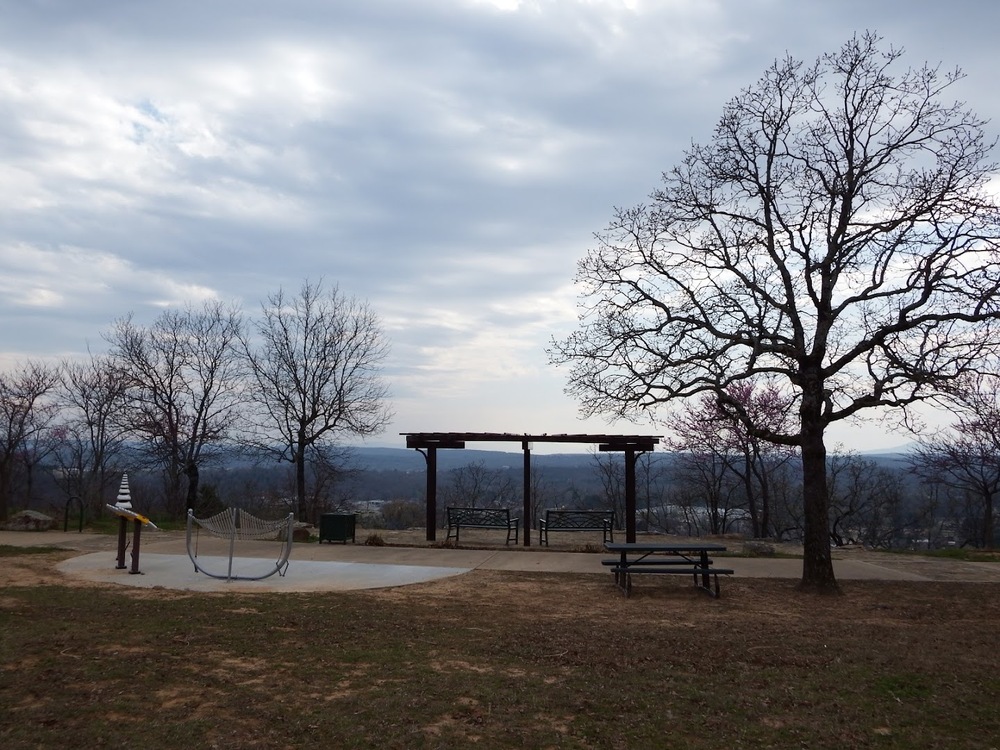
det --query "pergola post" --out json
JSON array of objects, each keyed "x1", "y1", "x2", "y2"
[
  {"x1": 408, "y1": 436, "x2": 466, "y2": 542},
  {"x1": 419, "y1": 447, "x2": 437, "y2": 542},
  {"x1": 599, "y1": 441, "x2": 653, "y2": 544},
  {"x1": 522, "y1": 441, "x2": 532, "y2": 547},
  {"x1": 625, "y1": 448, "x2": 637, "y2": 543}
]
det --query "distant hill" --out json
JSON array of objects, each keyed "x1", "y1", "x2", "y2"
[
  {"x1": 345, "y1": 444, "x2": 915, "y2": 473},
  {"x1": 347, "y1": 447, "x2": 598, "y2": 472}
]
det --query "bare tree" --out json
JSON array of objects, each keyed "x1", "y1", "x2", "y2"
[
  {"x1": 527, "y1": 465, "x2": 553, "y2": 530},
  {"x1": 18, "y1": 405, "x2": 61, "y2": 512},
  {"x1": 440, "y1": 462, "x2": 518, "y2": 510},
  {"x1": 827, "y1": 453, "x2": 910, "y2": 549},
  {"x1": 904, "y1": 482, "x2": 955, "y2": 550},
  {"x1": 910, "y1": 372, "x2": 1000, "y2": 547},
  {"x1": 550, "y1": 34, "x2": 1000, "y2": 592},
  {"x1": 590, "y1": 449, "x2": 626, "y2": 528},
  {"x1": 634, "y1": 452, "x2": 671, "y2": 532},
  {"x1": 0, "y1": 361, "x2": 60, "y2": 521},
  {"x1": 300, "y1": 444, "x2": 358, "y2": 524},
  {"x1": 590, "y1": 449, "x2": 666, "y2": 532},
  {"x1": 107, "y1": 301, "x2": 245, "y2": 517},
  {"x1": 55, "y1": 354, "x2": 130, "y2": 516},
  {"x1": 439, "y1": 461, "x2": 518, "y2": 530},
  {"x1": 242, "y1": 280, "x2": 392, "y2": 522},
  {"x1": 669, "y1": 449, "x2": 742, "y2": 536},
  {"x1": 766, "y1": 461, "x2": 804, "y2": 542},
  {"x1": 667, "y1": 380, "x2": 796, "y2": 539}
]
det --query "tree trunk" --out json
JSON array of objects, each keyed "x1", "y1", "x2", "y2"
[
  {"x1": 758, "y1": 457, "x2": 772, "y2": 541},
  {"x1": 743, "y1": 453, "x2": 761, "y2": 537},
  {"x1": 0, "y1": 465, "x2": 9, "y2": 522},
  {"x1": 185, "y1": 460, "x2": 200, "y2": 512},
  {"x1": 799, "y1": 398, "x2": 840, "y2": 593},
  {"x1": 295, "y1": 434, "x2": 308, "y2": 523},
  {"x1": 25, "y1": 464, "x2": 35, "y2": 510},
  {"x1": 984, "y1": 491, "x2": 995, "y2": 549},
  {"x1": 166, "y1": 452, "x2": 184, "y2": 518}
]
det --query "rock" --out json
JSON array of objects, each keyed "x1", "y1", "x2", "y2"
[
  {"x1": 2, "y1": 510, "x2": 57, "y2": 532},
  {"x1": 743, "y1": 540, "x2": 776, "y2": 557}
]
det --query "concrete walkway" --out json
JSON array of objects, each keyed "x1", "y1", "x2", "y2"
[{"x1": 4, "y1": 530, "x2": 999, "y2": 593}]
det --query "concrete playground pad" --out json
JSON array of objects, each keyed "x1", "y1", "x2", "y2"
[
  {"x1": 57, "y1": 552, "x2": 473, "y2": 593},
  {"x1": 49, "y1": 533, "x2": 508, "y2": 593}
]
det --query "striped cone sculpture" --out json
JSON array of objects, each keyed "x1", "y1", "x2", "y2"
[{"x1": 115, "y1": 473, "x2": 132, "y2": 510}]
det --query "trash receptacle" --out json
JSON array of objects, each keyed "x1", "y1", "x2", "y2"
[{"x1": 319, "y1": 513, "x2": 356, "y2": 544}]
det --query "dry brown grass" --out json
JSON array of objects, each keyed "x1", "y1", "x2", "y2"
[{"x1": 1, "y1": 545, "x2": 998, "y2": 749}]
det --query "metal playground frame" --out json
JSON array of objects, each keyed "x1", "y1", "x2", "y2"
[{"x1": 186, "y1": 507, "x2": 295, "y2": 581}]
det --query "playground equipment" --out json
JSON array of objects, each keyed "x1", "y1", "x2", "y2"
[
  {"x1": 106, "y1": 473, "x2": 157, "y2": 574},
  {"x1": 186, "y1": 507, "x2": 295, "y2": 581}
]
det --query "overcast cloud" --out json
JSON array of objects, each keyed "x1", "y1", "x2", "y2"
[{"x1": 2, "y1": 0, "x2": 998, "y2": 452}]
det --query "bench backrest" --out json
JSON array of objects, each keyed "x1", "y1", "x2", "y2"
[
  {"x1": 447, "y1": 507, "x2": 511, "y2": 525},
  {"x1": 545, "y1": 509, "x2": 614, "y2": 529}
]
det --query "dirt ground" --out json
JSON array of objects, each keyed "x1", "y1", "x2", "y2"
[
  {"x1": 0, "y1": 530, "x2": 1000, "y2": 750},
  {"x1": 4, "y1": 531, "x2": 999, "y2": 749}
]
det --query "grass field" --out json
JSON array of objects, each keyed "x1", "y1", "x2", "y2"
[{"x1": 1, "y1": 546, "x2": 998, "y2": 749}]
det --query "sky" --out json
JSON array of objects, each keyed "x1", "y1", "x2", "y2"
[{"x1": 2, "y1": 0, "x2": 999, "y2": 454}]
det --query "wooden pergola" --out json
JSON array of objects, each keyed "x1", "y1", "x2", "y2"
[{"x1": 402, "y1": 432, "x2": 661, "y2": 545}]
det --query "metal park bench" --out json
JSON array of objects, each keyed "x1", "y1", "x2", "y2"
[
  {"x1": 538, "y1": 509, "x2": 615, "y2": 546},
  {"x1": 446, "y1": 507, "x2": 519, "y2": 545}
]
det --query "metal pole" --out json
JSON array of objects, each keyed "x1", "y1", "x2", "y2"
[
  {"x1": 129, "y1": 518, "x2": 142, "y2": 574},
  {"x1": 115, "y1": 515, "x2": 128, "y2": 569},
  {"x1": 227, "y1": 507, "x2": 237, "y2": 581}
]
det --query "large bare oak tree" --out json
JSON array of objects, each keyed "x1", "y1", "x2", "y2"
[{"x1": 550, "y1": 34, "x2": 1000, "y2": 592}]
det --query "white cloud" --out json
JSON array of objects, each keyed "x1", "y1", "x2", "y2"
[
  {"x1": 2, "y1": 0, "x2": 999, "y2": 450},
  {"x1": 0, "y1": 242, "x2": 219, "y2": 318}
]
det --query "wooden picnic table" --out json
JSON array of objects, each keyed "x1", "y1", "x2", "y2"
[{"x1": 603, "y1": 542, "x2": 733, "y2": 598}]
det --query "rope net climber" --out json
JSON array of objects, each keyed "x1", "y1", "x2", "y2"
[{"x1": 186, "y1": 507, "x2": 295, "y2": 581}]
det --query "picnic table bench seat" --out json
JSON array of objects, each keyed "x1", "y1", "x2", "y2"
[
  {"x1": 446, "y1": 506, "x2": 519, "y2": 545},
  {"x1": 538, "y1": 509, "x2": 614, "y2": 545},
  {"x1": 601, "y1": 557, "x2": 716, "y2": 567},
  {"x1": 609, "y1": 566, "x2": 735, "y2": 597}
]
